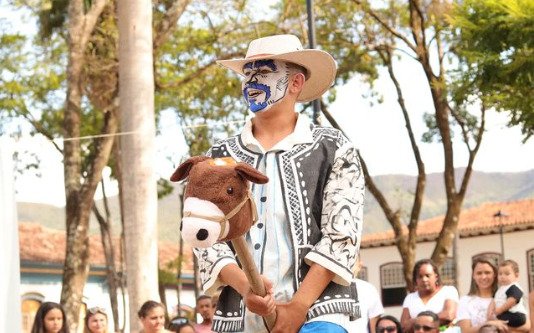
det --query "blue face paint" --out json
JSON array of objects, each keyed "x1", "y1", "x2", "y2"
[{"x1": 242, "y1": 59, "x2": 289, "y2": 113}]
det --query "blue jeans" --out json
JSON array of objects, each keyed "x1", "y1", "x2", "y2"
[{"x1": 299, "y1": 321, "x2": 347, "y2": 333}]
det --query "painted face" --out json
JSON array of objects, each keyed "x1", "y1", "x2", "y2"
[
  {"x1": 242, "y1": 59, "x2": 289, "y2": 113},
  {"x1": 43, "y1": 308, "x2": 64, "y2": 333},
  {"x1": 87, "y1": 313, "x2": 108, "y2": 333},
  {"x1": 497, "y1": 265, "x2": 517, "y2": 286}
]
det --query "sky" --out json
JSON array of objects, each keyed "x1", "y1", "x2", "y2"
[{"x1": 4, "y1": 2, "x2": 534, "y2": 206}]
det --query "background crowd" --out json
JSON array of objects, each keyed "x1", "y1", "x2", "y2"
[{"x1": 29, "y1": 256, "x2": 534, "y2": 333}]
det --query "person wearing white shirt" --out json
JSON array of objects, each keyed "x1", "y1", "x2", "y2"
[
  {"x1": 349, "y1": 278, "x2": 385, "y2": 333},
  {"x1": 401, "y1": 259, "x2": 459, "y2": 332}
]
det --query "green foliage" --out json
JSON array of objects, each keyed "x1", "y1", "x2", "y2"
[
  {"x1": 450, "y1": 0, "x2": 534, "y2": 141},
  {"x1": 38, "y1": 0, "x2": 68, "y2": 39}
]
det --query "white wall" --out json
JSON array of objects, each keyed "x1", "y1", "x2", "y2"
[{"x1": 0, "y1": 139, "x2": 23, "y2": 333}]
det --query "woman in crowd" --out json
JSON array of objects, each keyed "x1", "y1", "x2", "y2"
[
  {"x1": 457, "y1": 256, "x2": 530, "y2": 333},
  {"x1": 167, "y1": 316, "x2": 196, "y2": 333},
  {"x1": 401, "y1": 259, "x2": 459, "y2": 332},
  {"x1": 377, "y1": 315, "x2": 403, "y2": 333},
  {"x1": 84, "y1": 306, "x2": 108, "y2": 333},
  {"x1": 31, "y1": 301, "x2": 69, "y2": 333},
  {"x1": 138, "y1": 300, "x2": 172, "y2": 333}
]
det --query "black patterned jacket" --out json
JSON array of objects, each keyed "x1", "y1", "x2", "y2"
[{"x1": 193, "y1": 115, "x2": 364, "y2": 332}]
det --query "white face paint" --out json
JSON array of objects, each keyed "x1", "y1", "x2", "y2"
[{"x1": 242, "y1": 59, "x2": 290, "y2": 113}]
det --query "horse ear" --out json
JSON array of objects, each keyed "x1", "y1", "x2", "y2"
[
  {"x1": 170, "y1": 156, "x2": 210, "y2": 182},
  {"x1": 235, "y1": 163, "x2": 269, "y2": 184}
]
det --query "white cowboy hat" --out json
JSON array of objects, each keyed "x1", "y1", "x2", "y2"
[{"x1": 217, "y1": 34, "x2": 337, "y2": 103}]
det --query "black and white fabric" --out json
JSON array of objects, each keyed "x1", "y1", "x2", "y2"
[{"x1": 192, "y1": 114, "x2": 364, "y2": 332}]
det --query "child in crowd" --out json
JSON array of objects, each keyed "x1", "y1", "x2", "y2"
[
  {"x1": 487, "y1": 259, "x2": 528, "y2": 327},
  {"x1": 31, "y1": 301, "x2": 69, "y2": 333}
]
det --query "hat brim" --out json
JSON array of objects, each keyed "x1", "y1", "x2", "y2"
[{"x1": 217, "y1": 49, "x2": 337, "y2": 103}]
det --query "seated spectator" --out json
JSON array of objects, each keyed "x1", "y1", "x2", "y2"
[
  {"x1": 194, "y1": 295, "x2": 214, "y2": 333},
  {"x1": 167, "y1": 317, "x2": 195, "y2": 333},
  {"x1": 414, "y1": 311, "x2": 440, "y2": 333},
  {"x1": 377, "y1": 315, "x2": 403, "y2": 333},
  {"x1": 457, "y1": 256, "x2": 529, "y2": 333},
  {"x1": 84, "y1": 306, "x2": 108, "y2": 333},
  {"x1": 401, "y1": 259, "x2": 459, "y2": 332},
  {"x1": 349, "y1": 261, "x2": 385, "y2": 333}
]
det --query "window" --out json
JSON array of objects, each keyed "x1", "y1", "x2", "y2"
[
  {"x1": 440, "y1": 257, "x2": 456, "y2": 286},
  {"x1": 472, "y1": 252, "x2": 502, "y2": 267},
  {"x1": 527, "y1": 248, "x2": 534, "y2": 292},
  {"x1": 357, "y1": 266, "x2": 368, "y2": 281},
  {"x1": 380, "y1": 262, "x2": 406, "y2": 306},
  {"x1": 21, "y1": 293, "x2": 44, "y2": 333}
]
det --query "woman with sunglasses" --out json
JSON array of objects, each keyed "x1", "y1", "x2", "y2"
[
  {"x1": 376, "y1": 315, "x2": 403, "y2": 333},
  {"x1": 167, "y1": 317, "x2": 195, "y2": 333},
  {"x1": 84, "y1": 307, "x2": 108, "y2": 333},
  {"x1": 401, "y1": 259, "x2": 459, "y2": 332}
]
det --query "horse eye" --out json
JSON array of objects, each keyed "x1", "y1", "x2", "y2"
[{"x1": 226, "y1": 187, "x2": 234, "y2": 195}]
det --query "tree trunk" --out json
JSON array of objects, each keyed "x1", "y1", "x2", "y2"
[
  {"x1": 117, "y1": 0, "x2": 158, "y2": 330},
  {"x1": 60, "y1": 1, "x2": 109, "y2": 330},
  {"x1": 92, "y1": 178, "x2": 120, "y2": 333}
]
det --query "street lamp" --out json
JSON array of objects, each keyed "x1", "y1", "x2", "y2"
[
  {"x1": 306, "y1": 0, "x2": 321, "y2": 124},
  {"x1": 493, "y1": 210, "x2": 509, "y2": 259}
]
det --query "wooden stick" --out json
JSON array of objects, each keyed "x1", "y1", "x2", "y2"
[{"x1": 231, "y1": 236, "x2": 277, "y2": 331}]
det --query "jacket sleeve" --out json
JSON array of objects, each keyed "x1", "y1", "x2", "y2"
[
  {"x1": 193, "y1": 243, "x2": 237, "y2": 295},
  {"x1": 304, "y1": 142, "x2": 364, "y2": 286}
]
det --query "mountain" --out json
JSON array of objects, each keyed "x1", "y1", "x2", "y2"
[{"x1": 17, "y1": 169, "x2": 534, "y2": 240}]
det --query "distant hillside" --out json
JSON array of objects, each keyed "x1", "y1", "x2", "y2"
[{"x1": 17, "y1": 169, "x2": 534, "y2": 240}]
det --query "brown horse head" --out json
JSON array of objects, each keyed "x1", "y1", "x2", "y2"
[{"x1": 170, "y1": 156, "x2": 268, "y2": 248}]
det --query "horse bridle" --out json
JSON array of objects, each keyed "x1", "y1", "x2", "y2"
[{"x1": 182, "y1": 191, "x2": 258, "y2": 240}]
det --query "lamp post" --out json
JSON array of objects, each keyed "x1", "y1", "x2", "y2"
[
  {"x1": 493, "y1": 210, "x2": 508, "y2": 259},
  {"x1": 306, "y1": 0, "x2": 321, "y2": 124}
]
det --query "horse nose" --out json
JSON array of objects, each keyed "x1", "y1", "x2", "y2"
[{"x1": 196, "y1": 229, "x2": 209, "y2": 241}]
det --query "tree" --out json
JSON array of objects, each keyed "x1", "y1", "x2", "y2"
[
  {"x1": 2, "y1": 3, "x2": 270, "y2": 330},
  {"x1": 50, "y1": 0, "x2": 113, "y2": 329},
  {"x1": 117, "y1": 0, "x2": 159, "y2": 330},
  {"x1": 273, "y1": 0, "x2": 487, "y2": 289},
  {"x1": 450, "y1": 0, "x2": 534, "y2": 141}
]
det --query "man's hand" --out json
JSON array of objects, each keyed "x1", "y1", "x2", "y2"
[
  {"x1": 243, "y1": 276, "x2": 275, "y2": 316},
  {"x1": 272, "y1": 300, "x2": 308, "y2": 333}
]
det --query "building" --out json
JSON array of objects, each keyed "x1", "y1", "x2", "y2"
[
  {"x1": 359, "y1": 198, "x2": 534, "y2": 318},
  {"x1": 19, "y1": 222, "x2": 196, "y2": 333}
]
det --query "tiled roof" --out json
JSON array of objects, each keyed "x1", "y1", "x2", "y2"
[
  {"x1": 361, "y1": 198, "x2": 534, "y2": 248},
  {"x1": 18, "y1": 222, "x2": 194, "y2": 271}
]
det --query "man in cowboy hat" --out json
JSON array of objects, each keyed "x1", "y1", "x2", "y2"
[{"x1": 193, "y1": 34, "x2": 364, "y2": 333}]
